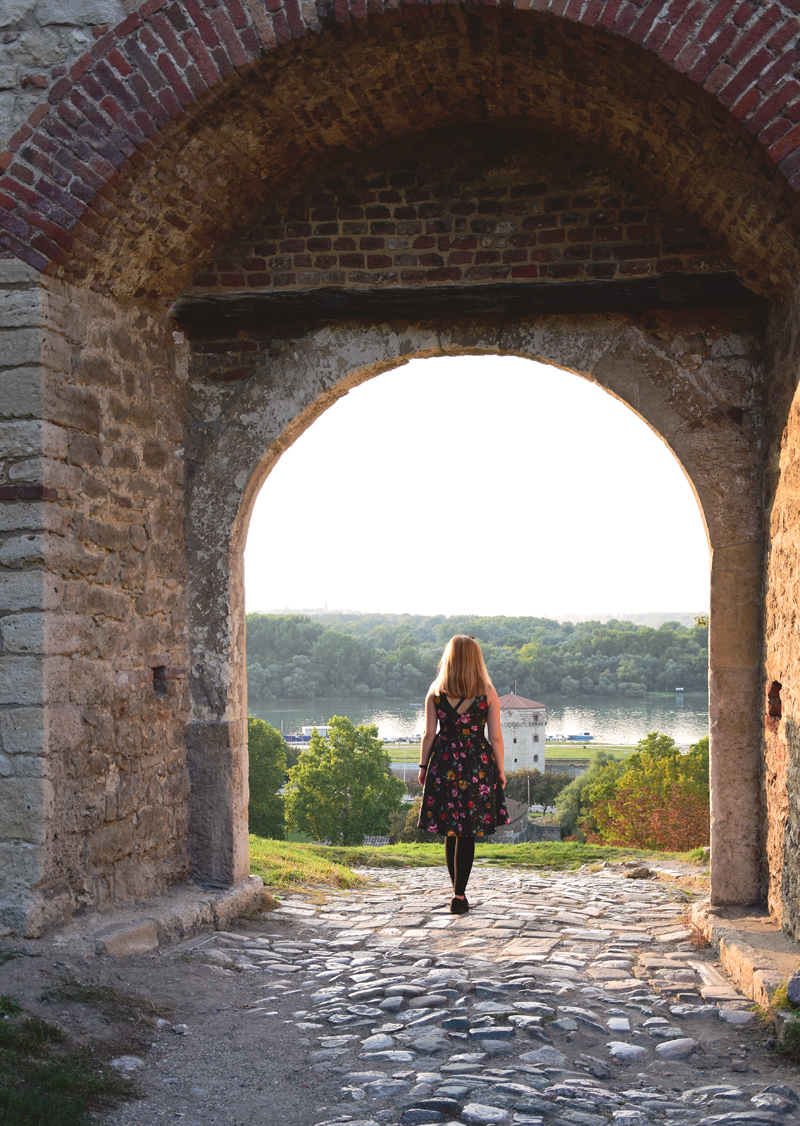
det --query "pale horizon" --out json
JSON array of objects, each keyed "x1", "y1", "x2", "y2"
[{"x1": 244, "y1": 355, "x2": 711, "y2": 617}]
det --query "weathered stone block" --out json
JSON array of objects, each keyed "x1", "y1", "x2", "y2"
[
  {"x1": 0, "y1": 329, "x2": 40, "y2": 369},
  {"x1": 0, "y1": 502, "x2": 42, "y2": 533},
  {"x1": 43, "y1": 381, "x2": 100, "y2": 435},
  {"x1": 0, "y1": 840, "x2": 43, "y2": 892},
  {"x1": 37, "y1": 0, "x2": 125, "y2": 25},
  {"x1": 0, "y1": 291, "x2": 41, "y2": 331},
  {"x1": 0, "y1": 572, "x2": 43, "y2": 613},
  {"x1": 0, "y1": 368, "x2": 42, "y2": 418},
  {"x1": 1, "y1": 612, "x2": 44, "y2": 654},
  {"x1": 0, "y1": 708, "x2": 44, "y2": 754},
  {"x1": 0, "y1": 777, "x2": 52, "y2": 843},
  {"x1": 95, "y1": 920, "x2": 159, "y2": 958},
  {"x1": 0, "y1": 260, "x2": 38, "y2": 284},
  {"x1": 0, "y1": 657, "x2": 42, "y2": 705},
  {"x1": 8, "y1": 456, "x2": 81, "y2": 488},
  {"x1": 0, "y1": 420, "x2": 67, "y2": 459}
]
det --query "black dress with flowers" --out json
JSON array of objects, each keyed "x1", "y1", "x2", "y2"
[{"x1": 417, "y1": 694, "x2": 510, "y2": 838}]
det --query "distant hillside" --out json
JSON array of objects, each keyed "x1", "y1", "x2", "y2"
[{"x1": 246, "y1": 611, "x2": 708, "y2": 700}]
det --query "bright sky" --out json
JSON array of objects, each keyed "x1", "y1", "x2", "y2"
[{"x1": 244, "y1": 355, "x2": 710, "y2": 618}]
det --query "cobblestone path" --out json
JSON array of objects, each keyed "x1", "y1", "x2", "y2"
[{"x1": 107, "y1": 861, "x2": 800, "y2": 1126}]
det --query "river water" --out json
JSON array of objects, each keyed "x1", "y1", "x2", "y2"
[{"x1": 248, "y1": 691, "x2": 709, "y2": 745}]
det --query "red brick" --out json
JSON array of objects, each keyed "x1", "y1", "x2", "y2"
[
  {"x1": 728, "y1": 6, "x2": 782, "y2": 66},
  {"x1": 769, "y1": 119, "x2": 800, "y2": 163},
  {"x1": 718, "y1": 47, "x2": 773, "y2": 105},
  {"x1": 698, "y1": 0, "x2": 738, "y2": 41}
]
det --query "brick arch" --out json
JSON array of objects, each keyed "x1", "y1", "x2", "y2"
[{"x1": 2, "y1": 0, "x2": 800, "y2": 300}]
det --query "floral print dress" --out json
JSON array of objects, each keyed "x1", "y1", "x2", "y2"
[{"x1": 418, "y1": 694, "x2": 510, "y2": 838}]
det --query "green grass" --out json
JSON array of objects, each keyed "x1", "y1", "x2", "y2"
[
  {"x1": 384, "y1": 743, "x2": 638, "y2": 765},
  {"x1": 0, "y1": 999, "x2": 138, "y2": 1126},
  {"x1": 250, "y1": 835, "x2": 703, "y2": 893}
]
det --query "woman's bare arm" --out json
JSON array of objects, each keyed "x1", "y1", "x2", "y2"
[
  {"x1": 418, "y1": 691, "x2": 438, "y2": 786},
  {"x1": 486, "y1": 688, "x2": 506, "y2": 788}
]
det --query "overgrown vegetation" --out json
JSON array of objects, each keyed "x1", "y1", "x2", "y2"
[
  {"x1": 0, "y1": 993, "x2": 138, "y2": 1126},
  {"x1": 250, "y1": 835, "x2": 703, "y2": 892},
  {"x1": 246, "y1": 611, "x2": 708, "y2": 699}
]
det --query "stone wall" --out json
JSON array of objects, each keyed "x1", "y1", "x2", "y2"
[
  {"x1": 0, "y1": 0, "x2": 129, "y2": 153},
  {"x1": 0, "y1": 264, "x2": 190, "y2": 934}
]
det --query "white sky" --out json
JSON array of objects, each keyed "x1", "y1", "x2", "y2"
[{"x1": 244, "y1": 355, "x2": 710, "y2": 618}]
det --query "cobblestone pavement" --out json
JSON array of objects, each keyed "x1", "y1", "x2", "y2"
[{"x1": 105, "y1": 861, "x2": 800, "y2": 1126}]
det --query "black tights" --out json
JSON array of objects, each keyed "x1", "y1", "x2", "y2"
[{"x1": 445, "y1": 835, "x2": 475, "y2": 897}]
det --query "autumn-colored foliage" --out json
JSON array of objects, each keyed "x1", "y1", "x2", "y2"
[{"x1": 580, "y1": 732, "x2": 709, "y2": 851}]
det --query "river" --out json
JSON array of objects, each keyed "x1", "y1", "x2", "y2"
[{"x1": 248, "y1": 691, "x2": 709, "y2": 745}]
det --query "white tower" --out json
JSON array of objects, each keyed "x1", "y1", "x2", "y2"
[{"x1": 498, "y1": 693, "x2": 546, "y2": 773}]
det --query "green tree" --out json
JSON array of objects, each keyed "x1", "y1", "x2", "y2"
[
  {"x1": 284, "y1": 716, "x2": 406, "y2": 845},
  {"x1": 248, "y1": 716, "x2": 288, "y2": 839}
]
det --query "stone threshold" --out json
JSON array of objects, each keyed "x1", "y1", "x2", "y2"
[
  {"x1": 691, "y1": 899, "x2": 800, "y2": 1008},
  {"x1": 34, "y1": 876, "x2": 265, "y2": 959}
]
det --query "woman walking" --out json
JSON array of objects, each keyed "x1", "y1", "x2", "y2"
[{"x1": 417, "y1": 635, "x2": 509, "y2": 914}]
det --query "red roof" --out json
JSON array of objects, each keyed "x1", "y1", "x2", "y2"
[{"x1": 498, "y1": 692, "x2": 545, "y2": 709}]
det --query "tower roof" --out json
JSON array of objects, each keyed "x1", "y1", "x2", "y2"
[{"x1": 498, "y1": 692, "x2": 545, "y2": 709}]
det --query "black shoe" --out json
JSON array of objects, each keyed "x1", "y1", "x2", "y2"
[{"x1": 450, "y1": 896, "x2": 469, "y2": 915}]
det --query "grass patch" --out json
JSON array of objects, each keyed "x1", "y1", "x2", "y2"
[
  {"x1": 249, "y1": 836, "x2": 370, "y2": 892},
  {"x1": 42, "y1": 974, "x2": 169, "y2": 1025},
  {"x1": 0, "y1": 998, "x2": 138, "y2": 1126},
  {"x1": 250, "y1": 836, "x2": 704, "y2": 892}
]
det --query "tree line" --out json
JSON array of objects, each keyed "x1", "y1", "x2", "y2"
[{"x1": 246, "y1": 611, "x2": 709, "y2": 699}]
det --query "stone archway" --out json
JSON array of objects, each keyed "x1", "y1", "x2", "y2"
[
  {"x1": 3, "y1": 0, "x2": 800, "y2": 937},
  {"x1": 181, "y1": 312, "x2": 764, "y2": 905}
]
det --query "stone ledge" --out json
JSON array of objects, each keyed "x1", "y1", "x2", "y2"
[
  {"x1": 46, "y1": 875, "x2": 265, "y2": 959},
  {"x1": 691, "y1": 900, "x2": 800, "y2": 1008}
]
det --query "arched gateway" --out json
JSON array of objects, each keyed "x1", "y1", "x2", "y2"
[{"x1": 1, "y1": 0, "x2": 800, "y2": 938}]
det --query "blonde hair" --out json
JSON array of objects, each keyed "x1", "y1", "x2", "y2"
[{"x1": 433, "y1": 635, "x2": 493, "y2": 699}]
